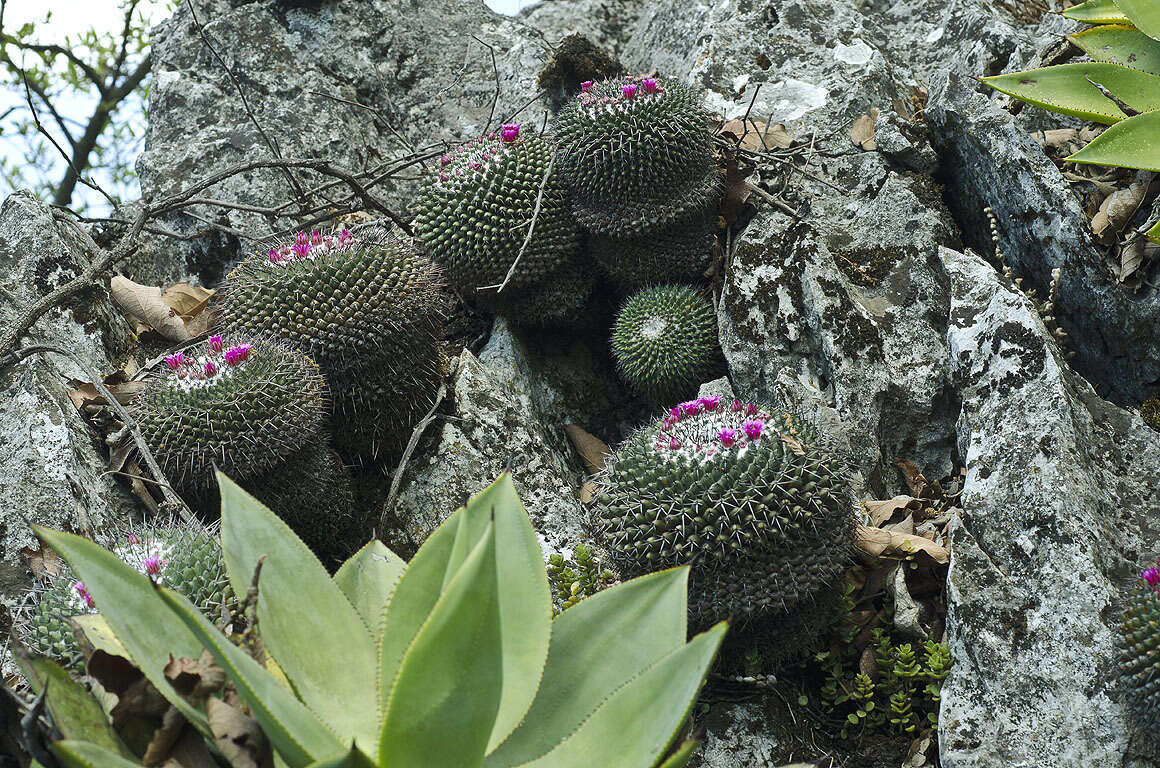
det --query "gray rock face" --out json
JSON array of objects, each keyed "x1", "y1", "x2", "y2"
[
  {"x1": 941, "y1": 243, "x2": 1160, "y2": 767},
  {"x1": 0, "y1": 192, "x2": 137, "y2": 611}
]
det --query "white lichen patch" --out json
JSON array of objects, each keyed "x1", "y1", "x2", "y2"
[{"x1": 833, "y1": 38, "x2": 874, "y2": 68}]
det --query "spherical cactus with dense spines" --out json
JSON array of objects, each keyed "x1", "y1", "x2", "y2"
[
  {"x1": 132, "y1": 335, "x2": 327, "y2": 490},
  {"x1": 414, "y1": 125, "x2": 586, "y2": 324},
  {"x1": 553, "y1": 76, "x2": 719, "y2": 238},
  {"x1": 592, "y1": 397, "x2": 855, "y2": 638},
  {"x1": 611, "y1": 284, "x2": 723, "y2": 405},
  {"x1": 590, "y1": 207, "x2": 716, "y2": 290},
  {"x1": 16, "y1": 520, "x2": 228, "y2": 669},
  {"x1": 1119, "y1": 562, "x2": 1160, "y2": 753}
]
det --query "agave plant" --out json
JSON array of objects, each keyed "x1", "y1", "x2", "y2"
[
  {"x1": 32, "y1": 472, "x2": 725, "y2": 768},
  {"x1": 981, "y1": 0, "x2": 1159, "y2": 243}
]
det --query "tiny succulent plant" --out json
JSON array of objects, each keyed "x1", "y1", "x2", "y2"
[
  {"x1": 414, "y1": 124, "x2": 589, "y2": 325},
  {"x1": 611, "y1": 284, "x2": 724, "y2": 405},
  {"x1": 1120, "y1": 559, "x2": 1160, "y2": 752},
  {"x1": 33, "y1": 472, "x2": 725, "y2": 768},
  {"x1": 15, "y1": 519, "x2": 227, "y2": 670},
  {"x1": 980, "y1": 0, "x2": 1160, "y2": 244},
  {"x1": 553, "y1": 76, "x2": 719, "y2": 238},
  {"x1": 593, "y1": 397, "x2": 855, "y2": 655}
]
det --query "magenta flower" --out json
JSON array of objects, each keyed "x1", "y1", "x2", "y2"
[
  {"x1": 668, "y1": 437, "x2": 681, "y2": 449},
  {"x1": 268, "y1": 248, "x2": 281, "y2": 263},
  {"x1": 439, "y1": 173, "x2": 450, "y2": 183},
  {"x1": 469, "y1": 161, "x2": 483, "y2": 171},
  {"x1": 745, "y1": 402, "x2": 758, "y2": 416},
  {"x1": 143, "y1": 556, "x2": 162, "y2": 576},
  {"x1": 730, "y1": 399, "x2": 743, "y2": 412},
  {"x1": 223, "y1": 344, "x2": 252, "y2": 366},
  {"x1": 580, "y1": 80, "x2": 593, "y2": 92},
  {"x1": 73, "y1": 581, "x2": 95, "y2": 609},
  {"x1": 164, "y1": 352, "x2": 186, "y2": 370},
  {"x1": 440, "y1": 154, "x2": 452, "y2": 167},
  {"x1": 1143, "y1": 566, "x2": 1160, "y2": 588},
  {"x1": 622, "y1": 84, "x2": 638, "y2": 99},
  {"x1": 642, "y1": 77, "x2": 658, "y2": 94},
  {"x1": 203, "y1": 361, "x2": 218, "y2": 377},
  {"x1": 669, "y1": 406, "x2": 681, "y2": 419},
  {"x1": 208, "y1": 335, "x2": 223, "y2": 352},
  {"x1": 718, "y1": 428, "x2": 740, "y2": 447},
  {"x1": 339, "y1": 229, "x2": 355, "y2": 244},
  {"x1": 678, "y1": 400, "x2": 701, "y2": 416},
  {"x1": 699, "y1": 395, "x2": 721, "y2": 411},
  {"x1": 501, "y1": 123, "x2": 521, "y2": 142},
  {"x1": 127, "y1": 533, "x2": 139, "y2": 545},
  {"x1": 743, "y1": 419, "x2": 763, "y2": 441},
  {"x1": 295, "y1": 231, "x2": 309, "y2": 245}
]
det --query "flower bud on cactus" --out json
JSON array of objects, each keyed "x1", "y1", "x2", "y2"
[
  {"x1": 16, "y1": 519, "x2": 228, "y2": 669},
  {"x1": 1120, "y1": 562, "x2": 1160, "y2": 753},
  {"x1": 132, "y1": 335, "x2": 327, "y2": 489},
  {"x1": 611, "y1": 284, "x2": 724, "y2": 405},
  {"x1": 593, "y1": 400, "x2": 854, "y2": 656},
  {"x1": 553, "y1": 75, "x2": 719, "y2": 238},
  {"x1": 414, "y1": 129, "x2": 588, "y2": 325},
  {"x1": 589, "y1": 207, "x2": 716, "y2": 290}
]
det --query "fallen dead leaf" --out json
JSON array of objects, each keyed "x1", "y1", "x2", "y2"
[
  {"x1": 67, "y1": 377, "x2": 147, "y2": 410},
  {"x1": 778, "y1": 432, "x2": 806, "y2": 455},
  {"x1": 1120, "y1": 236, "x2": 1160, "y2": 282},
  {"x1": 165, "y1": 651, "x2": 226, "y2": 700},
  {"x1": 854, "y1": 524, "x2": 949, "y2": 566},
  {"x1": 850, "y1": 108, "x2": 879, "y2": 151},
  {"x1": 719, "y1": 150, "x2": 755, "y2": 227},
  {"x1": 1033, "y1": 127, "x2": 1078, "y2": 149},
  {"x1": 896, "y1": 459, "x2": 930, "y2": 498},
  {"x1": 161, "y1": 283, "x2": 213, "y2": 317},
  {"x1": 111, "y1": 276, "x2": 191, "y2": 342},
  {"x1": 564, "y1": 424, "x2": 612, "y2": 473},
  {"x1": 863, "y1": 496, "x2": 921, "y2": 527},
  {"x1": 1091, "y1": 172, "x2": 1151, "y2": 241},
  {"x1": 208, "y1": 697, "x2": 268, "y2": 768},
  {"x1": 21, "y1": 544, "x2": 64, "y2": 580},
  {"x1": 580, "y1": 479, "x2": 599, "y2": 504}
]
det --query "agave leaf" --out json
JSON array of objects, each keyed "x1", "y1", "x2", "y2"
[
  {"x1": 379, "y1": 521, "x2": 503, "y2": 768},
  {"x1": 1066, "y1": 109, "x2": 1160, "y2": 170},
  {"x1": 305, "y1": 745, "x2": 378, "y2": 768},
  {"x1": 502, "y1": 623, "x2": 727, "y2": 768},
  {"x1": 1070, "y1": 24, "x2": 1160, "y2": 76},
  {"x1": 19, "y1": 657, "x2": 132, "y2": 758},
  {"x1": 31, "y1": 527, "x2": 210, "y2": 735},
  {"x1": 1112, "y1": 0, "x2": 1160, "y2": 39},
  {"x1": 217, "y1": 472, "x2": 378, "y2": 749},
  {"x1": 333, "y1": 540, "x2": 406, "y2": 632},
  {"x1": 1147, "y1": 217, "x2": 1160, "y2": 243},
  {"x1": 655, "y1": 739, "x2": 700, "y2": 768},
  {"x1": 156, "y1": 587, "x2": 344, "y2": 767},
  {"x1": 50, "y1": 741, "x2": 144, "y2": 768},
  {"x1": 485, "y1": 568, "x2": 690, "y2": 766},
  {"x1": 980, "y1": 62, "x2": 1160, "y2": 123},
  {"x1": 1064, "y1": 0, "x2": 1130, "y2": 22}
]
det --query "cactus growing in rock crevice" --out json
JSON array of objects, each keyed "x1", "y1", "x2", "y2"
[
  {"x1": 553, "y1": 75, "x2": 719, "y2": 238},
  {"x1": 593, "y1": 397, "x2": 855, "y2": 646},
  {"x1": 1120, "y1": 561, "x2": 1160, "y2": 754},
  {"x1": 414, "y1": 124, "x2": 588, "y2": 325},
  {"x1": 611, "y1": 284, "x2": 723, "y2": 405}
]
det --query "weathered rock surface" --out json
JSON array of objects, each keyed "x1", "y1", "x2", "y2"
[{"x1": 0, "y1": 192, "x2": 137, "y2": 614}]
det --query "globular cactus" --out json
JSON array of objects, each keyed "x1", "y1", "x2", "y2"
[
  {"x1": 593, "y1": 397, "x2": 855, "y2": 650},
  {"x1": 611, "y1": 284, "x2": 723, "y2": 405},
  {"x1": 1119, "y1": 561, "x2": 1160, "y2": 753},
  {"x1": 16, "y1": 519, "x2": 228, "y2": 670},
  {"x1": 589, "y1": 206, "x2": 716, "y2": 291},
  {"x1": 133, "y1": 335, "x2": 327, "y2": 490},
  {"x1": 414, "y1": 124, "x2": 588, "y2": 325},
  {"x1": 553, "y1": 76, "x2": 719, "y2": 238}
]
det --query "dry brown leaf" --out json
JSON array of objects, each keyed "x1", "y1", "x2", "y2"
[
  {"x1": 863, "y1": 496, "x2": 920, "y2": 527},
  {"x1": 208, "y1": 697, "x2": 267, "y2": 768},
  {"x1": 896, "y1": 459, "x2": 929, "y2": 497},
  {"x1": 161, "y1": 283, "x2": 214, "y2": 317},
  {"x1": 21, "y1": 544, "x2": 64, "y2": 579},
  {"x1": 778, "y1": 432, "x2": 806, "y2": 455},
  {"x1": 850, "y1": 108, "x2": 879, "y2": 151},
  {"x1": 720, "y1": 117, "x2": 779, "y2": 152},
  {"x1": 165, "y1": 651, "x2": 226, "y2": 700},
  {"x1": 1034, "y1": 127, "x2": 1078, "y2": 149},
  {"x1": 67, "y1": 377, "x2": 147, "y2": 410},
  {"x1": 1092, "y1": 174, "x2": 1150, "y2": 240},
  {"x1": 764, "y1": 123, "x2": 795, "y2": 149},
  {"x1": 111, "y1": 275, "x2": 191, "y2": 342},
  {"x1": 854, "y1": 524, "x2": 949, "y2": 566},
  {"x1": 125, "y1": 457, "x2": 160, "y2": 513},
  {"x1": 564, "y1": 424, "x2": 612, "y2": 473},
  {"x1": 885, "y1": 513, "x2": 916, "y2": 536},
  {"x1": 719, "y1": 149, "x2": 755, "y2": 226},
  {"x1": 580, "y1": 479, "x2": 599, "y2": 504}
]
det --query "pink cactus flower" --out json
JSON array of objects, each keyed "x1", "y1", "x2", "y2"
[
  {"x1": 678, "y1": 400, "x2": 701, "y2": 416},
  {"x1": 469, "y1": 161, "x2": 483, "y2": 171},
  {"x1": 501, "y1": 123, "x2": 521, "y2": 142},
  {"x1": 208, "y1": 335, "x2": 223, "y2": 352},
  {"x1": 143, "y1": 556, "x2": 162, "y2": 576},
  {"x1": 1143, "y1": 566, "x2": 1160, "y2": 588},
  {"x1": 642, "y1": 78, "x2": 658, "y2": 94},
  {"x1": 668, "y1": 437, "x2": 681, "y2": 449},
  {"x1": 699, "y1": 395, "x2": 721, "y2": 411},
  {"x1": 580, "y1": 80, "x2": 593, "y2": 92},
  {"x1": 127, "y1": 533, "x2": 139, "y2": 545},
  {"x1": 268, "y1": 248, "x2": 281, "y2": 263},
  {"x1": 622, "y1": 84, "x2": 638, "y2": 99},
  {"x1": 203, "y1": 361, "x2": 218, "y2": 377},
  {"x1": 164, "y1": 352, "x2": 186, "y2": 370},
  {"x1": 339, "y1": 229, "x2": 355, "y2": 244},
  {"x1": 718, "y1": 428, "x2": 740, "y2": 447},
  {"x1": 745, "y1": 402, "x2": 758, "y2": 416},
  {"x1": 223, "y1": 344, "x2": 252, "y2": 366},
  {"x1": 743, "y1": 419, "x2": 763, "y2": 441},
  {"x1": 730, "y1": 399, "x2": 743, "y2": 412},
  {"x1": 73, "y1": 581, "x2": 95, "y2": 609},
  {"x1": 439, "y1": 173, "x2": 450, "y2": 182},
  {"x1": 440, "y1": 154, "x2": 452, "y2": 167},
  {"x1": 669, "y1": 406, "x2": 681, "y2": 419}
]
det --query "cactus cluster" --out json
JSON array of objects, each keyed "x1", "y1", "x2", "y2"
[
  {"x1": 589, "y1": 207, "x2": 715, "y2": 289},
  {"x1": 1120, "y1": 561, "x2": 1160, "y2": 753},
  {"x1": 415, "y1": 124, "x2": 588, "y2": 325},
  {"x1": 611, "y1": 284, "x2": 723, "y2": 405},
  {"x1": 16, "y1": 519, "x2": 227, "y2": 670}
]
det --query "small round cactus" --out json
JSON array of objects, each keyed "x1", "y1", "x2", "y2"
[
  {"x1": 611, "y1": 284, "x2": 723, "y2": 405},
  {"x1": 589, "y1": 207, "x2": 716, "y2": 290},
  {"x1": 133, "y1": 335, "x2": 327, "y2": 490},
  {"x1": 414, "y1": 125, "x2": 587, "y2": 325},
  {"x1": 16, "y1": 520, "x2": 228, "y2": 669},
  {"x1": 552, "y1": 75, "x2": 719, "y2": 238},
  {"x1": 593, "y1": 397, "x2": 855, "y2": 642},
  {"x1": 1120, "y1": 561, "x2": 1160, "y2": 753}
]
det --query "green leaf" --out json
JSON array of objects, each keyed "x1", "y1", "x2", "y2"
[
  {"x1": 503, "y1": 623, "x2": 727, "y2": 768},
  {"x1": 1064, "y1": 0, "x2": 1130, "y2": 22},
  {"x1": 31, "y1": 527, "x2": 210, "y2": 735},
  {"x1": 485, "y1": 568, "x2": 690, "y2": 766},
  {"x1": 217, "y1": 472, "x2": 378, "y2": 749},
  {"x1": 1146, "y1": 217, "x2": 1160, "y2": 242},
  {"x1": 378, "y1": 521, "x2": 503, "y2": 768},
  {"x1": 655, "y1": 740, "x2": 699, "y2": 768},
  {"x1": 333, "y1": 540, "x2": 406, "y2": 633},
  {"x1": 980, "y1": 62, "x2": 1160, "y2": 123},
  {"x1": 302, "y1": 745, "x2": 378, "y2": 768},
  {"x1": 1112, "y1": 0, "x2": 1160, "y2": 39},
  {"x1": 51, "y1": 741, "x2": 143, "y2": 768},
  {"x1": 1070, "y1": 24, "x2": 1160, "y2": 76},
  {"x1": 1066, "y1": 109, "x2": 1160, "y2": 170},
  {"x1": 19, "y1": 657, "x2": 131, "y2": 758},
  {"x1": 156, "y1": 587, "x2": 343, "y2": 768}
]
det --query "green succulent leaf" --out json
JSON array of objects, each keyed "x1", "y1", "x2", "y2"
[
  {"x1": 218, "y1": 471, "x2": 378, "y2": 749},
  {"x1": 1064, "y1": 0, "x2": 1130, "y2": 22},
  {"x1": 19, "y1": 657, "x2": 131, "y2": 758},
  {"x1": 31, "y1": 526, "x2": 210, "y2": 735},
  {"x1": 1070, "y1": 24, "x2": 1160, "y2": 76},
  {"x1": 156, "y1": 587, "x2": 344, "y2": 767},
  {"x1": 1146, "y1": 217, "x2": 1160, "y2": 242},
  {"x1": 1066, "y1": 109, "x2": 1160, "y2": 170},
  {"x1": 656, "y1": 740, "x2": 700, "y2": 768},
  {"x1": 980, "y1": 62, "x2": 1160, "y2": 123},
  {"x1": 333, "y1": 540, "x2": 406, "y2": 633},
  {"x1": 304, "y1": 746, "x2": 378, "y2": 768},
  {"x1": 485, "y1": 568, "x2": 690, "y2": 766},
  {"x1": 378, "y1": 521, "x2": 503, "y2": 768},
  {"x1": 1112, "y1": 0, "x2": 1160, "y2": 39},
  {"x1": 50, "y1": 741, "x2": 143, "y2": 768}
]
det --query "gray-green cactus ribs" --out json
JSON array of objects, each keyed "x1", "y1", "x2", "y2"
[
  {"x1": 1120, "y1": 562, "x2": 1160, "y2": 755},
  {"x1": 589, "y1": 205, "x2": 716, "y2": 291}
]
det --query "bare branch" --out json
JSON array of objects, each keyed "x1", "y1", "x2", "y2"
[
  {"x1": 482, "y1": 153, "x2": 553, "y2": 293},
  {"x1": 471, "y1": 35, "x2": 500, "y2": 133}
]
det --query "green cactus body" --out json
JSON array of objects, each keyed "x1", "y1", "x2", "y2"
[
  {"x1": 414, "y1": 127, "x2": 586, "y2": 324},
  {"x1": 593, "y1": 398, "x2": 854, "y2": 639},
  {"x1": 1120, "y1": 567, "x2": 1160, "y2": 752},
  {"x1": 553, "y1": 76, "x2": 718, "y2": 238},
  {"x1": 611, "y1": 284, "x2": 723, "y2": 405},
  {"x1": 17, "y1": 520, "x2": 227, "y2": 669},
  {"x1": 133, "y1": 336, "x2": 327, "y2": 490},
  {"x1": 589, "y1": 207, "x2": 716, "y2": 291}
]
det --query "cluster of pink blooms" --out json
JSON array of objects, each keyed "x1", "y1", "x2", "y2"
[
  {"x1": 164, "y1": 336, "x2": 253, "y2": 382},
  {"x1": 654, "y1": 397, "x2": 771, "y2": 454},
  {"x1": 268, "y1": 229, "x2": 356, "y2": 263},
  {"x1": 1141, "y1": 560, "x2": 1160, "y2": 589},
  {"x1": 436, "y1": 126, "x2": 520, "y2": 184},
  {"x1": 576, "y1": 76, "x2": 665, "y2": 108},
  {"x1": 72, "y1": 581, "x2": 95, "y2": 609},
  {"x1": 143, "y1": 555, "x2": 163, "y2": 576}
]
